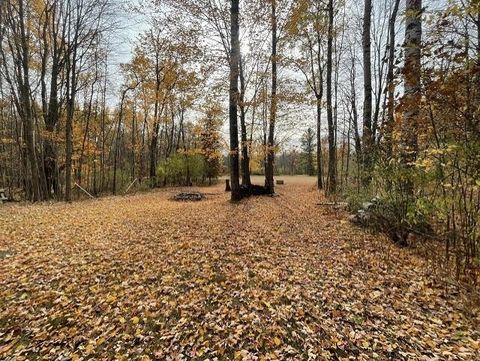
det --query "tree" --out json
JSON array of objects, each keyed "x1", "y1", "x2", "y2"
[
  {"x1": 265, "y1": 0, "x2": 278, "y2": 194},
  {"x1": 112, "y1": 82, "x2": 139, "y2": 195},
  {"x1": 287, "y1": 0, "x2": 326, "y2": 189},
  {"x1": 1, "y1": 0, "x2": 43, "y2": 201},
  {"x1": 400, "y1": 0, "x2": 422, "y2": 194},
  {"x1": 384, "y1": 0, "x2": 401, "y2": 158},
  {"x1": 362, "y1": 0, "x2": 373, "y2": 177},
  {"x1": 300, "y1": 127, "x2": 315, "y2": 176},
  {"x1": 229, "y1": 0, "x2": 242, "y2": 201},
  {"x1": 239, "y1": 55, "x2": 252, "y2": 187},
  {"x1": 64, "y1": 0, "x2": 111, "y2": 201},
  {"x1": 200, "y1": 102, "x2": 223, "y2": 185},
  {"x1": 326, "y1": 0, "x2": 336, "y2": 194},
  {"x1": 164, "y1": 0, "x2": 258, "y2": 191}
]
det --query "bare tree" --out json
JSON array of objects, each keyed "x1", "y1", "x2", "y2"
[
  {"x1": 229, "y1": 0, "x2": 242, "y2": 200},
  {"x1": 239, "y1": 55, "x2": 251, "y2": 187},
  {"x1": 288, "y1": 0, "x2": 326, "y2": 189},
  {"x1": 265, "y1": 0, "x2": 277, "y2": 194},
  {"x1": 383, "y1": 0, "x2": 400, "y2": 157},
  {"x1": 326, "y1": 0, "x2": 336, "y2": 194},
  {"x1": 401, "y1": 0, "x2": 422, "y2": 194},
  {"x1": 362, "y1": 0, "x2": 373, "y2": 177},
  {"x1": 1, "y1": 0, "x2": 43, "y2": 201}
]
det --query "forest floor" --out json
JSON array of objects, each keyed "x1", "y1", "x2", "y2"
[{"x1": 1, "y1": 176, "x2": 479, "y2": 360}]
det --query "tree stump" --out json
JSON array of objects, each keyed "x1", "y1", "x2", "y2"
[
  {"x1": 276, "y1": 180, "x2": 284, "y2": 185},
  {"x1": 225, "y1": 179, "x2": 231, "y2": 192}
]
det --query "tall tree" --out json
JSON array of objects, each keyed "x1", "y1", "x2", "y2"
[
  {"x1": 200, "y1": 102, "x2": 223, "y2": 185},
  {"x1": 113, "y1": 82, "x2": 138, "y2": 195},
  {"x1": 401, "y1": 0, "x2": 422, "y2": 194},
  {"x1": 239, "y1": 55, "x2": 251, "y2": 187},
  {"x1": 229, "y1": 0, "x2": 242, "y2": 201},
  {"x1": 1, "y1": 0, "x2": 44, "y2": 201},
  {"x1": 287, "y1": 0, "x2": 326, "y2": 189},
  {"x1": 384, "y1": 0, "x2": 401, "y2": 158},
  {"x1": 326, "y1": 0, "x2": 336, "y2": 194},
  {"x1": 301, "y1": 127, "x2": 315, "y2": 176},
  {"x1": 64, "y1": 0, "x2": 110, "y2": 201},
  {"x1": 362, "y1": 0, "x2": 373, "y2": 176},
  {"x1": 265, "y1": 0, "x2": 278, "y2": 194},
  {"x1": 40, "y1": 0, "x2": 67, "y2": 199}
]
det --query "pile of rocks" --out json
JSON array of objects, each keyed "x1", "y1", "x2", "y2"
[
  {"x1": 348, "y1": 198, "x2": 380, "y2": 226},
  {"x1": 174, "y1": 192, "x2": 204, "y2": 201},
  {"x1": 348, "y1": 197, "x2": 433, "y2": 247}
]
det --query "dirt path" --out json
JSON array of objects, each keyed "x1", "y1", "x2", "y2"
[{"x1": 1, "y1": 178, "x2": 479, "y2": 360}]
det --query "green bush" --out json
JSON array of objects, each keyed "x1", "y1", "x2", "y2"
[
  {"x1": 346, "y1": 159, "x2": 435, "y2": 245},
  {"x1": 157, "y1": 153, "x2": 215, "y2": 186}
]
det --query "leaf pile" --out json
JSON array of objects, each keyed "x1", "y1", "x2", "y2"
[{"x1": 1, "y1": 179, "x2": 479, "y2": 360}]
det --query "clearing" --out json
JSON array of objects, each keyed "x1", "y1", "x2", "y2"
[{"x1": 0, "y1": 176, "x2": 479, "y2": 360}]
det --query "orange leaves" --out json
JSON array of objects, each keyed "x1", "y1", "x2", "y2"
[{"x1": 0, "y1": 177, "x2": 479, "y2": 359}]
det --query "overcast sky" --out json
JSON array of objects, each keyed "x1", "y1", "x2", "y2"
[{"x1": 106, "y1": 1, "x2": 147, "y2": 101}]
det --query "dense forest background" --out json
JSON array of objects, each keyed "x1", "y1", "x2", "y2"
[{"x1": 0, "y1": 0, "x2": 479, "y2": 281}]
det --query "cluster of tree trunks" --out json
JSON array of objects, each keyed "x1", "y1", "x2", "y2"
[
  {"x1": 0, "y1": 0, "x2": 110, "y2": 201},
  {"x1": 228, "y1": 0, "x2": 277, "y2": 201}
]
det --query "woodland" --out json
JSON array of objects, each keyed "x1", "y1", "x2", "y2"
[{"x1": 1, "y1": 0, "x2": 480, "y2": 359}]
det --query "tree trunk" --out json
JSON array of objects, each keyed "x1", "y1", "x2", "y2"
[
  {"x1": 78, "y1": 70, "x2": 97, "y2": 188},
  {"x1": 362, "y1": 0, "x2": 373, "y2": 175},
  {"x1": 64, "y1": 3, "x2": 80, "y2": 202},
  {"x1": 385, "y1": 0, "x2": 400, "y2": 158},
  {"x1": 65, "y1": 93, "x2": 74, "y2": 201},
  {"x1": 65, "y1": 48, "x2": 77, "y2": 202},
  {"x1": 149, "y1": 58, "x2": 162, "y2": 187},
  {"x1": 18, "y1": 0, "x2": 41, "y2": 201},
  {"x1": 326, "y1": 0, "x2": 336, "y2": 195},
  {"x1": 239, "y1": 54, "x2": 251, "y2": 187},
  {"x1": 101, "y1": 59, "x2": 108, "y2": 193},
  {"x1": 113, "y1": 89, "x2": 129, "y2": 195},
  {"x1": 229, "y1": 0, "x2": 241, "y2": 201},
  {"x1": 149, "y1": 122, "x2": 159, "y2": 185},
  {"x1": 131, "y1": 102, "x2": 136, "y2": 181},
  {"x1": 401, "y1": 0, "x2": 422, "y2": 193},
  {"x1": 475, "y1": 1, "x2": 480, "y2": 129},
  {"x1": 265, "y1": 0, "x2": 277, "y2": 194},
  {"x1": 41, "y1": 14, "x2": 62, "y2": 199},
  {"x1": 316, "y1": 97, "x2": 324, "y2": 189}
]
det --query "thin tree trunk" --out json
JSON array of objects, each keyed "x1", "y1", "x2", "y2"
[
  {"x1": 239, "y1": 54, "x2": 251, "y2": 187},
  {"x1": 78, "y1": 76, "x2": 96, "y2": 187},
  {"x1": 64, "y1": 2, "x2": 79, "y2": 202},
  {"x1": 131, "y1": 101, "x2": 136, "y2": 181},
  {"x1": 346, "y1": 111, "x2": 352, "y2": 183},
  {"x1": 401, "y1": 0, "x2": 422, "y2": 194},
  {"x1": 229, "y1": 0, "x2": 241, "y2": 201},
  {"x1": 65, "y1": 50, "x2": 77, "y2": 202},
  {"x1": 326, "y1": 0, "x2": 336, "y2": 194},
  {"x1": 475, "y1": 2, "x2": 480, "y2": 129},
  {"x1": 385, "y1": 0, "x2": 400, "y2": 158},
  {"x1": 19, "y1": 0, "x2": 41, "y2": 201},
  {"x1": 113, "y1": 94, "x2": 125, "y2": 194},
  {"x1": 101, "y1": 58, "x2": 107, "y2": 192},
  {"x1": 265, "y1": 0, "x2": 277, "y2": 194},
  {"x1": 362, "y1": 0, "x2": 373, "y2": 176},
  {"x1": 149, "y1": 60, "x2": 162, "y2": 187},
  {"x1": 316, "y1": 97, "x2": 324, "y2": 189}
]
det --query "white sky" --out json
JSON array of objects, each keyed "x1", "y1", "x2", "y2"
[{"x1": 107, "y1": 1, "x2": 147, "y2": 101}]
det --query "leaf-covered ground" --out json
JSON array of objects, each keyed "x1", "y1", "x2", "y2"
[{"x1": 1, "y1": 176, "x2": 479, "y2": 360}]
